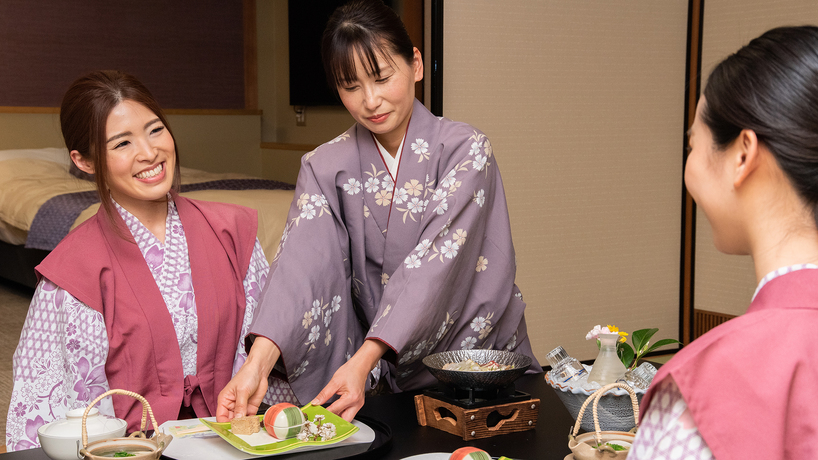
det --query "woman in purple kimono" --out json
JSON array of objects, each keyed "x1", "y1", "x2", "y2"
[
  {"x1": 218, "y1": 0, "x2": 540, "y2": 423},
  {"x1": 6, "y1": 71, "x2": 295, "y2": 451},
  {"x1": 630, "y1": 27, "x2": 818, "y2": 459}
]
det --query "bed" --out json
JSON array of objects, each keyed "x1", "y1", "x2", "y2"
[{"x1": 0, "y1": 147, "x2": 296, "y2": 288}]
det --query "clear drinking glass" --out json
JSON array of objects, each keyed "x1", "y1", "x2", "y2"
[
  {"x1": 618, "y1": 361, "x2": 657, "y2": 390},
  {"x1": 545, "y1": 346, "x2": 587, "y2": 384}
]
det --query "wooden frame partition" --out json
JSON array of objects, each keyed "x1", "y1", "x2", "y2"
[
  {"x1": 680, "y1": 0, "x2": 705, "y2": 346},
  {"x1": 244, "y1": 0, "x2": 259, "y2": 111},
  {"x1": 430, "y1": 0, "x2": 444, "y2": 116}
]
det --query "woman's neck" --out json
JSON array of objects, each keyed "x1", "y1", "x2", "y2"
[
  {"x1": 750, "y1": 217, "x2": 818, "y2": 282},
  {"x1": 374, "y1": 106, "x2": 414, "y2": 157},
  {"x1": 374, "y1": 132, "x2": 403, "y2": 158},
  {"x1": 112, "y1": 193, "x2": 169, "y2": 243},
  {"x1": 746, "y1": 186, "x2": 818, "y2": 281}
]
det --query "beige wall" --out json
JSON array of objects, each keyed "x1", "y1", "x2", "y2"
[
  {"x1": 695, "y1": 1, "x2": 818, "y2": 317},
  {"x1": 443, "y1": 1, "x2": 689, "y2": 361},
  {"x1": 0, "y1": 113, "x2": 64, "y2": 150},
  {"x1": 168, "y1": 114, "x2": 262, "y2": 175}
]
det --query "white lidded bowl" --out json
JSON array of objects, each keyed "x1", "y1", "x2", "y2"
[{"x1": 37, "y1": 407, "x2": 127, "y2": 460}]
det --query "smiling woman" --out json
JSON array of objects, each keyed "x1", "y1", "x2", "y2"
[
  {"x1": 4, "y1": 71, "x2": 298, "y2": 452},
  {"x1": 75, "y1": 100, "x2": 178, "y2": 241},
  {"x1": 58, "y1": 72, "x2": 183, "y2": 236}
]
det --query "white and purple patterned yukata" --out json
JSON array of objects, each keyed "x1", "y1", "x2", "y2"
[
  {"x1": 629, "y1": 377, "x2": 715, "y2": 459},
  {"x1": 6, "y1": 198, "x2": 296, "y2": 451}
]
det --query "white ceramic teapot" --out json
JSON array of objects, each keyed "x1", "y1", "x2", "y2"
[{"x1": 37, "y1": 407, "x2": 127, "y2": 460}]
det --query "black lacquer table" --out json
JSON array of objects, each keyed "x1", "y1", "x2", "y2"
[{"x1": 1, "y1": 373, "x2": 576, "y2": 460}]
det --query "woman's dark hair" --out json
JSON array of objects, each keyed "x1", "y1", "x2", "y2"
[
  {"x1": 702, "y1": 25, "x2": 818, "y2": 226},
  {"x1": 60, "y1": 70, "x2": 181, "y2": 221},
  {"x1": 321, "y1": 0, "x2": 414, "y2": 91}
]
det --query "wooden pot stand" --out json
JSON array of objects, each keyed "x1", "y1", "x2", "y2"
[{"x1": 415, "y1": 393, "x2": 540, "y2": 440}]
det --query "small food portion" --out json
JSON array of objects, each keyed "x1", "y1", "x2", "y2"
[
  {"x1": 449, "y1": 446, "x2": 492, "y2": 460},
  {"x1": 592, "y1": 440, "x2": 631, "y2": 451},
  {"x1": 264, "y1": 403, "x2": 307, "y2": 440},
  {"x1": 230, "y1": 415, "x2": 260, "y2": 435},
  {"x1": 442, "y1": 358, "x2": 514, "y2": 372},
  {"x1": 295, "y1": 414, "x2": 337, "y2": 442}
]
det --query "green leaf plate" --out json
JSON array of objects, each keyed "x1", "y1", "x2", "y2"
[{"x1": 200, "y1": 404, "x2": 359, "y2": 456}]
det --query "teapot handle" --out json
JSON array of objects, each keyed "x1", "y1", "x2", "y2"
[
  {"x1": 571, "y1": 382, "x2": 640, "y2": 446},
  {"x1": 81, "y1": 389, "x2": 159, "y2": 448}
]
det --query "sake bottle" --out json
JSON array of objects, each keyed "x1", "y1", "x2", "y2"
[{"x1": 587, "y1": 333, "x2": 627, "y2": 386}]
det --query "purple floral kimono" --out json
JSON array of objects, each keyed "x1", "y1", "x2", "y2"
[{"x1": 251, "y1": 100, "x2": 541, "y2": 403}]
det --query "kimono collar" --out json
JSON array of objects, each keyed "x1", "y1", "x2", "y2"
[
  {"x1": 751, "y1": 263, "x2": 818, "y2": 300},
  {"x1": 749, "y1": 264, "x2": 818, "y2": 313},
  {"x1": 372, "y1": 132, "x2": 407, "y2": 179}
]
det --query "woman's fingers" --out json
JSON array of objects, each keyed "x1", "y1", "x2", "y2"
[
  {"x1": 217, "y1": 336, "x2": 281, "y2": 421},
  {"x1": 246, "y1": 382, "x2": 268, "y2": 415},
  {"x1": 311, "y1": 379, "x2": 340, "y2": 406},
  {"x1": 216, "y1": 365, "x2": 266, "y2": 421},
  {"x1": 216, "y1": 382, "x2": 246, "y2": 422},
  {"x1": 326, "y1": 393, "x2": 364, "y2": 422},
  {"x1": 311, "y1": 365, "x2": 367, "y2": 422},
  {"x1": 215, "y1": 386, "x2": 237, "y2": 422},
  {"x1": 308, "y1": 340, "x2": 386, "y2": 421},
  {"x1": 324, "y1": 388, "x2": 364, "y2": 422}
]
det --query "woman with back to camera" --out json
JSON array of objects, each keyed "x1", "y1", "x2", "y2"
[
  {"x1": 218, "y1": 0, "x2": 541, "y2": 423},
  {"x1": 5, "y1": 71, "x2": 296, "y2": 451},
  {"x1": 630, "y1": 26, "x2": 818, "y2": 459}
]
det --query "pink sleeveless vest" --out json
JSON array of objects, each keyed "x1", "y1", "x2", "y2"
[
  {"x1": 641, "y1": 268, "x2": 818, "y2": 459},
  {"x1": 36, "y1": 196, "x2": 258, "y2": 432}
]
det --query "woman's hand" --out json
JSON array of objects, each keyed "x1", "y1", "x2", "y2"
[
  {"x1": 216, "y1": 336, "x2": 281, "y2": 422},
  {"x1": 310, "y1": 339, "x2": 388, "y2": 422}
]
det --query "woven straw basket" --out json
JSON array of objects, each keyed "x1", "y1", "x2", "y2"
[
  {"x1": 568, "y1": 382, "x2": 638, "y2": 460},
  {"x1": 78, "y1": 389, "x2": 172, "y2": 460}
]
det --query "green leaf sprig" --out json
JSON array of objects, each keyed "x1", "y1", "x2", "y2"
[{"x1": 616, "y1": 328, "x2": 680, "y2": 370}]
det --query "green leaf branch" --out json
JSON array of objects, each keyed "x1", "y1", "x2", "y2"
[{"x1": 615, "y1": 328, "x2": 680, "y2": 370}]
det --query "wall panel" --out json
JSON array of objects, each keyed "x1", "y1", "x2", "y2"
[
  {"x1": 443, "y1": 1, "x2": 688, "y2": 360},
  {"x1": 696, "y1": 1, "x2": 818, "y2": 317},
  {"x1": 0, "y1": 0, "x2": 244, "y2": 109}
]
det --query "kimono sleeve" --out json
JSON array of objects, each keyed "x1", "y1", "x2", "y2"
[
  {"x1": 6, "y1": 278, "x2": 112, "y2": 451},
  {"x1": 367, "y1": 132, "x2": 517, "y2": 366},
  {"x1": 239, "y1": 239, "x2": 300, "y2": 405},
  {"x1": 249, "y1": 153, "x2": 361, "y2": 403}
]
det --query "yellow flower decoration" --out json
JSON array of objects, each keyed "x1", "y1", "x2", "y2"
[{"x1": 607, "y1": 324, "x2": 629, "y2": 343}]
